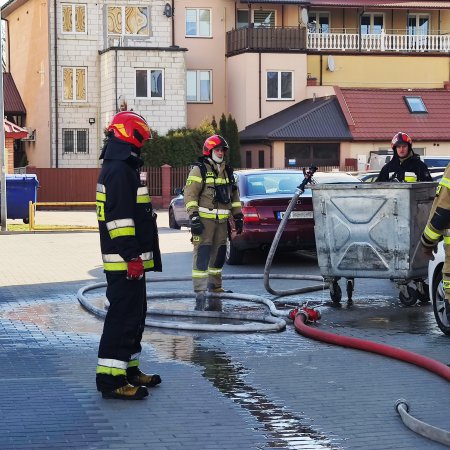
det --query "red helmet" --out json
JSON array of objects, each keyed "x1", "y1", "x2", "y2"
[
  {"x1": 202, "y1": 134, "x2": 229, "y2": 156},
  {"x1": 108, "y1": 111, "x2": 151, "y2": 149},
  {"x1": 391, "y1": 132, "x2": 412, "y2": 150}
]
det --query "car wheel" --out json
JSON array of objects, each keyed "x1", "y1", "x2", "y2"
[
  {"x1": 226, "y1": 237, "x2": 244, "y2": 265},
  {"x1": 432, "y1": 271, "x2": 450, "y2": 335},
  {"x1": 168, "y1": 207, "x2": 181, "y2": 230}
]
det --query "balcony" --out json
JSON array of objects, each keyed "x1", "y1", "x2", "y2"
[{"x1": 226, "y1": 27, "x2": 450, "y2": 55}]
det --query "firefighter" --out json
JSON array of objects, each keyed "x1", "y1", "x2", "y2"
[
  {"x1": 95, "y1": 111, "x2": 162, "y2": 400},
  {"x1": 421, "y1": 163, "x2": 450, "y2": 317},
  {"x1": 184, "y1": 134, "x2": 243, "y2": 311},
  {"x1": 376, "y1": 132, "x2": 432, "y2": 182}
]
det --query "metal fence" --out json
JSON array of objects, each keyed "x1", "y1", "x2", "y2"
[
  {"x1": 171, "y1": 166, "x2": 190, "y2": 192},
  {"x1": 142, "y1": 166, "x2": 162, "y2": 196}
]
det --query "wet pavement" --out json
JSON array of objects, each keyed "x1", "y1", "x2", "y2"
[{"x1": 1, "y1": 211, "x2": 450, "y2": 449}]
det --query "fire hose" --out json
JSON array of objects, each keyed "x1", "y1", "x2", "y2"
[
  {"x1": 264, "y1": 166, "x2": 329, "y2": 297},
  {"x1": 291, "y1": 306, "x2": 450, "y2": 447}
]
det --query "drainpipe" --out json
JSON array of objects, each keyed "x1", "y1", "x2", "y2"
[
  {"x1": 53, "y1": 0, "x2": 58, "y2": 167},
  {"x1": 171, "y1": 0, "x2": 175, "y2": 47},
  {"x1": 258, "y1": 52, "x2": 261, "y2": 118},
  {"x1": 115, "y1": 49, "x2": 118, "y2": 112},
  {"x1": 3, "y1": 19, "x2": 10, "y2": 70},
  {"x1": 319, "y1": 54, "x2": 323, "y2": 86}
]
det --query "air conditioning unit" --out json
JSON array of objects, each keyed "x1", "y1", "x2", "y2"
[{"x1": 21, "y1": 127, "x2": 36, "y2": 142}]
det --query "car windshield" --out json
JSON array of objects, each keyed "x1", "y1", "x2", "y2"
[
  {"x1": 244, "y1": 172, "x2": 360, "y2": 196},
  {"x1": 245, "y1": 173, "x2": 304, "y2": 196}
]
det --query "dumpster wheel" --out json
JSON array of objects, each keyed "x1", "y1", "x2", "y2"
[{"x1": 398, "y1": 285, "x2": 418, "y2": 307}]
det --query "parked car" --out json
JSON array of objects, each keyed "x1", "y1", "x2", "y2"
[
  {"x1": 168, "y1": 188, "x2": 189, "y2": 229},
  {"x1": 226, "y1": 169, "x2": 362, "y2": 264},
  {"x1": 358, "y1": 172, "x2": 379, "y2": 182},
  {"x1": 428, "y1": 241, "x2": 449, "y2": 335}
]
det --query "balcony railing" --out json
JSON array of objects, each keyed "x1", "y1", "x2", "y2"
[
  {"x1": 226, "y1": 27, "x2": 450, "y2": 54},
  {"x1": 227, "y1": 26, "x2": 307, "y2": 54}
]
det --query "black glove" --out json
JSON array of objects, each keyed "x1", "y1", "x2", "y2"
[
  {"x1": 189, "y1": 212, "x2": 204, "y2": 235},
  {"x1": 234, "y1": 213, "x2": 244, "y2": 235}
]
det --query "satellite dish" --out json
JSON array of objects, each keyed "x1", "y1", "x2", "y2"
[
  {"x1": 300, "y1": 8, "x2": 309, "y2": 26},
  {"x1": 327, "y1": 55, "x2": 335, "y2": 72}
]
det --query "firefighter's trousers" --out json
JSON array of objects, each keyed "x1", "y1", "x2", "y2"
[
  {"x1": 192, "y1": 218, "x2": 228, "y2": 292},
  {"x1": 96, "y1": 272, "x2": 147, "y2": 392}
]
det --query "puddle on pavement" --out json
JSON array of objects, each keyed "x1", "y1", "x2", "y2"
[{"x1": 190, "y1": 347, "x2": 339, "y2": 449}]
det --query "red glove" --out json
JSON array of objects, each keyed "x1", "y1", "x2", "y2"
[{"x1": 127, "y1": 257, "x2": 144, "y2": 280}]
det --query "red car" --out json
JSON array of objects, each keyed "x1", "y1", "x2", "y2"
[{"x1": 226, "y1": 169, "x2": 361, "y2": 264}]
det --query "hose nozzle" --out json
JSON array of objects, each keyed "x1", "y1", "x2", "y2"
[{"x1": 289, "y1": 307, "x2": 321, "y2": 323}]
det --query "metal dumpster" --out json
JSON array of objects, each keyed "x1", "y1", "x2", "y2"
[
  {"x1": 311, "y1": 182, "x2": 437, "y2": 306},
  {"x1": 4, "y1": 174, "x2": 39, "y2": 223}
]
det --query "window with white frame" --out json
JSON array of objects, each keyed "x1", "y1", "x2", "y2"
[
  {"x1": 408, "y1": 14, "x2": 430, "y2": 36},
  {"x1": 186, "y1": 8, "x2": 211, "y2": 37},
  {"x1": 135, "y1": 69, "x2": 164, "y2": 99},
  {"x1": 62, "y1": 67, "x2": 87, "y2": 102},
  {"x1": 62, "y1": 4, "x2": 86, "y2": 34},
  {"x1": 236, "y1": 9, "x2": 275, "y2": 29},
  {"x1": 63, "y1": 129, "x2": 89, "y2": 154},
  {"x1": 187, "y1": 70, "x2": 212, "y2": 102},
  {"x1": 107, "y1": 6, "x2": 149, "y2": 36},
  {"x1": 360, "y1": 13, "x2": 384, "y2": 34},
  {"x1": 267, "y1": 71, "x2": 293, "y2": 100},
  {"x1": 308, "y1": 11, "x2": 330, "y2": 33}
]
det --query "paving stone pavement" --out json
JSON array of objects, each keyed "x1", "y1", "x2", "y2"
[{"x1": 1, "y1": 211, "x2": 450, "y2": 449}]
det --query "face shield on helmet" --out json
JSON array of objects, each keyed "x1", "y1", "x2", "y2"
[
  {"x1": 202, "y1": 135, "x2": 229, "y2": 163},
  {"x1": 391, "y1": 132, "x2": 412, "y2": 154},
  {"x1": 108, "y1": 111, "x2": 152, "y2": 149}
]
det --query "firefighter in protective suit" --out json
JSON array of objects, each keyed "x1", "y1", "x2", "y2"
[
  {"x1": 184, "y1": 135, "x2": 243, "y2": 311},
  {"x1": 376, "y1": 132, "x2": 432, "y2": 182},
  {"x1": 95, "y1": 111, "x2": 162, "y2": 400},
  {"x1": 421, "y1": 163, "x2": 450, "y2": 318}
]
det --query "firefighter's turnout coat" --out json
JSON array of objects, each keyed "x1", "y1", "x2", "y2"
[
  {"x1": 95, "y1": 137, "x2": 161, "y2": 393},
  {"x1": 184, "y1": 157, "x2": 241, "y2": 292},
  {"x1": 422, "y1": 164, "x2": 450, "y2": 301}
]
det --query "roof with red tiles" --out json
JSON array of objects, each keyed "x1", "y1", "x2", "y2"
[
  {"x1": 336, "y1": 86, "x2": 450, "y2": 141},
  {"x1": 4, "y1": 73, "x2": 26, "y2": 116},
  {"x1": 241, "y1": 0, "x2": 450, "y2": 7}
]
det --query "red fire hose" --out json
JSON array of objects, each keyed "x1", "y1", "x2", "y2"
[{"x1": 291, "y1": 307, "x2": 450, "y2": 382}]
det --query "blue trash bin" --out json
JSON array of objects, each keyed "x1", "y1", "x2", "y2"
[{"x1": 5, "y1": 174, "x2": 39, "y2": 223}]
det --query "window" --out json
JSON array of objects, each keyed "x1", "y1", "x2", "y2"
[
  {"x1": 246, "y1": 151, "x2": 252, "y2": 168},
  {"x1": 404, "y1": 96, "x2": 428, "y2": 113},
  {"x1": 308, "y1": 12, "x2": 330, "y2": 33},
  {"x1": 62, "y1": 67, "x2": 86, "y2": 101},
  {"x1": 408, "y1": 14, "x2": 429, "y2": 36},
  {"x1": 136, "y1": 69, "x2": 164, "y2": 99},
  {"x1": 187, "y1": 70, "x2": 212, "y2": 102},
  {"x1": 285, "y1": 143, "x2": 339, "y2": 167},
  {"x1": 360, "y1": 13, "x2": 384, "y2": 34},
  {"x1": 267, "y1": 71, "x2": 293, "y2": 100},
  {"x1": 63, "y1": 129, "x2": 88, "y2": 154},
  {"x1": 236, "y1": 9, "x2": 275, "y2": 29},
  {"x1": 258, "y1": 150, "x2": 265, "y2": 168},
  {"x1": 62, "y1": 4, "x2": 86, "y2": 34},
  {"x1": 186, "y1": 8, "x2": 211, "y2": 37},
  {"x1": 107, "y1": 6, "x2": 149, "y2": 36}
]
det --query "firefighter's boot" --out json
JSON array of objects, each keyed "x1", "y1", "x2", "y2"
[
  {"x1": 208, "y1": 284, "x2": 233, "y2": 294},
  {"x1": 195, "y1": 291, "x2": 206, "y2": 311},
  {"x1": 206, "y1": 298, "x2": 223, "y2": 312},
  {"x1": 102, "y1": 384, "x2": 149, "y2": 400},
  {"x1": 127, "y1": 368, "x2": 162, "y2": 388}
]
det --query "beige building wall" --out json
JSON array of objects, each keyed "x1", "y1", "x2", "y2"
[
  {"x1": 307, "y1": 54, "x2": 449, "y2": 89},
  {"x1": 5, "y1": 0, "x2": 50, "y2": 168},
  {"x1": 227, "y1": 53, "x2": 308, "y2": 130}
]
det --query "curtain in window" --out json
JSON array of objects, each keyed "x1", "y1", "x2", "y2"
[
  {"x1": 75, "y1": 6, "x2": 85, "y2": 33},
  {"x1": 108, "y1": 7, "x2": 122, "y2": 34},
  {"x1": 125, "y1": 7, "x2": 149, "y2": 35},
  {"x1": 76, "y1": 69, "x2": 86, "y2": 101},
  {"x1": 63, "y1": 68, "x2": 73, "y2": 101},
  {"x1": 62, "y1": 5, "x2": 72, "y2": 32}
]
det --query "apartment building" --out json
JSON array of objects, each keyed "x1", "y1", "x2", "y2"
[{"x1": 2, "y1": 0, "x2": 187, "y2": 168}]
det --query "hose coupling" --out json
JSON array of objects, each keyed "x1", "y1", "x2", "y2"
[{"x1": 289, "y1": 307, "x2": 321, "y2": 323}]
